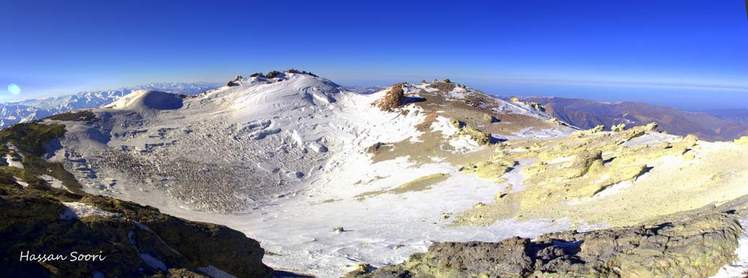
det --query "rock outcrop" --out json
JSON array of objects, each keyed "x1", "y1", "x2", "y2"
[
  {"x1": 0, "y1": 123, "x2": 273, "y2": 277},
  {"x1": 455, "y1": 122, "x2": 748, "y2": 227},
  {"x1": 461, "y1": 149, "x2": 516, "y2": 182},
  {"x1": 525, "y1": 96, "x2": 748, "y2": 141},
  {"x1": 736, "y1": 136, "x2": 748, "y2": 145},
  {"x1": 376, "y1": 84, "x2": 405, "y2": 111},
  {"x1": 349, "y1": 205, "x2": 744, "y2": 278},
  {"x1": 451, "y1": 119, "x2": 492, "y2": 145},
  {"x1": 226, "y1": 75, "x2": 243, "y2": 87}
]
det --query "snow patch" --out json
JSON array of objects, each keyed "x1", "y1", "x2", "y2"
[
  {"x1": 4, "y1": 153, "x2": 23, "y2": 168},
  {"x1": 60, "y1": 202, "x2": 120, "y2": 220},
  {"x1": 14, "y1": 177, "x2": 28, "y2": 188},
  {"x1": 40, "y1": 174, "x2": 69, "y2": 192},
  {"x1": 592, "y1": 180, "x2": 634, "y2": 199},
  {"x1": 711, "y1": 219, "x2": 748, "y2": 278},
  {"x1": 449, "y1": 136, "x2": 481, "y2": 153},
  {"x1": 430, "y1": 116, "x2": 459, "y2": 137},
  {"x1": 510, "y1": 127, "x2": 569, "y2": 139},
  {"x1": 291, "y1": 130, "x2": 304, "y2": 146},
  {"x1": 308, "y1": 141, "x2": 328, "y2": 153}
]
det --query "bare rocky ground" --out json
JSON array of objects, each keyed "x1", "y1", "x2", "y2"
[{"x1": 348, "y1": 198, "x2": 748, "y2": 277}]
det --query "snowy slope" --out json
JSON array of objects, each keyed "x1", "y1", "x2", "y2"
[
  {"x1": 47, "y1": 71, "x2": 573, "y2": 276},
  {"x1": 0, "y1": 82, "x2": 218, "y2": 128}
]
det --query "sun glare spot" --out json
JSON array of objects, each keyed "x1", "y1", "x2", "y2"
[{"x1": 7, "y1": 83, "x2": 21, "y2": 95}]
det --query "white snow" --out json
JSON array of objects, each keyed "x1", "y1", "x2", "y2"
[
  {"x1": 291, "y1": 129, "x2": 304, "y2": 146},
  {"x1": 105, "y1": 90, "x2": 183, "y2": 111},
  {"x1": 40, "y1": 174, "x2": 69, "y2": 192},
  {"x1": 0, "y1": 82, "x2": 215, "y2": 128},
  {"x1": 308, "y1": 141, "x2": 328, "y2": 153},
  {"x1": 149, "y1": 164, "x2": 568, "y2": 277},
  {"x1": 591, "y1": 180, "x2": 634, "y2": 199},
  {"x1": 711, "y1": 219, "x2": 748, "y2": 278},
  {"x1": 430, "y1": 116, "x2": 459, "y2": 137},
  {"x1": 4, "y1": 144, "x2": 24, "y2": 168},
  {"x1": 622, "y1": 132, "x2": 679, "y2": 147},
  {"x1": 448, "y1": 136, "x2": 482, "y2": 153},
  {"x1": 510, "y1": 126, "x2": 570, "y2": 139},
  {"x1": 4, "y1": 153, "x2": 23, "y2": 168},
  {"x1": 60, "y1": 202, "x2": 120, "y2": 220},
  {"x1": 14, "y1": 177, "x2": 29, "y2": 188},
  {"x1": 56, "y1": 73, "x2": 573, "y2": 277}
]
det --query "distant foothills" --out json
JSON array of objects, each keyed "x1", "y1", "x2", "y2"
[{"x1": 522, "y1": 97, "x2": 748, "y2": 141}]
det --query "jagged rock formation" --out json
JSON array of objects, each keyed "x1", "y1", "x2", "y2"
[
  {"x1": 450, "y1": 119, "x2": 492, "y2": 145},
  {"x1": 227, "y1": 75, "x2": 243, "y2": 87},
  {"x1": 611, "y1": 123, "x2": 626, "y2": 132},
  {"x1": 0, "y1": 122, "x2": 272, "y2": 277},
  {"x1": 456, "y1": 122, "x2": 748, "y2": 228},
  {"x1": 348, "y1": 204, "x2": 744, "y2": 278},
  {"x1": 376, "y1": 84, "x2": 405, "y2": 111}
]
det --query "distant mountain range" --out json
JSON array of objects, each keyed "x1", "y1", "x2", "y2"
[
  {"x1": 522, "y1": 97, "x2": 748, "y2": 141},
  {"x1": 706, "y1": 108, "x2": 748, "y2": 123},
  {"x1": 0, "y1": 82, "x2": 219, "y2": 128},
  {"x1": 6, "y1": 82, "x2": 747, "y2": 142}
]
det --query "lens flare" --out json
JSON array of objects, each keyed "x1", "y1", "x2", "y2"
[{"x1": 7, "y1": 83, "x2": 21, "y2": 95}]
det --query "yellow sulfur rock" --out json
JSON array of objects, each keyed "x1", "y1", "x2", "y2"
[{"x1": 455, "y1": 123, "x2": 748, "y2": 228}]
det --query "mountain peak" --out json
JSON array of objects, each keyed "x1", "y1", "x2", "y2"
[
  {"x1": 226, "y1": 69, "x2": 323, "y2": 87},
  {"x1": 105, "y1": 90, "x2": 184, "y2": 111}
]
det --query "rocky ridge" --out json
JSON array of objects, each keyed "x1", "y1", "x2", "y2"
[
  {"x1": 349, "y1": 199, "x2": 746, "y2": 277},
  {"x1": 0, "y1": 122, "x2": 272, "y2": 277}
]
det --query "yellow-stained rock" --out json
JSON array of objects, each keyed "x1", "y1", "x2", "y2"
[{"x1": 455, "y1": 123, "x2": 748, "y2": 228}]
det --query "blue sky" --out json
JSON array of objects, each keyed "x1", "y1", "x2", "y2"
[{"x1": 1, "y1": 0, "x2": 747, "y2": 109}]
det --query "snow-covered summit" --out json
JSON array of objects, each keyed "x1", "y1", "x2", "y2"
[
  {"x1": 198, "y1": 70, "x2": 342, "y2": 118},
  {"x1": 412, "y1": 79, "x2": 556, "y2": 120}
]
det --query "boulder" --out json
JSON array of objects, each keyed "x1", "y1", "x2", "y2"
[{"x1": 376, "y1": 84, "x2": 405, "y2": 111}]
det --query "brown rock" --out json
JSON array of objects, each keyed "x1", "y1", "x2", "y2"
[{"x1": 377, "y1": 84, "x2": 406, "y2": 111}]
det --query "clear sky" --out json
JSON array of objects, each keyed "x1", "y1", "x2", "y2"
[{"x1": 1, "y1": 0, "x2": 747, "y2": 109}]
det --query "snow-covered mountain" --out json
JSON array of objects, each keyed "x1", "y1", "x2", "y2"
[
  {"x1": 39, "y1": 70, "x2": 569, "y2": 275},
  {"x1": 20, "y1": 70, "x2": 748, "y2": 276},
  {"x1": 0, "y1": 82, "x2": 219, "y2": 128}
]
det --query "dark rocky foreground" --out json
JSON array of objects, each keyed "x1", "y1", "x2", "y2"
[
  {"x1": 348, "y1": 201, "x2": 748, "y2": 278},
  {"x1": 0, "y1": 122, "x2": 272, "y2": 277}
]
